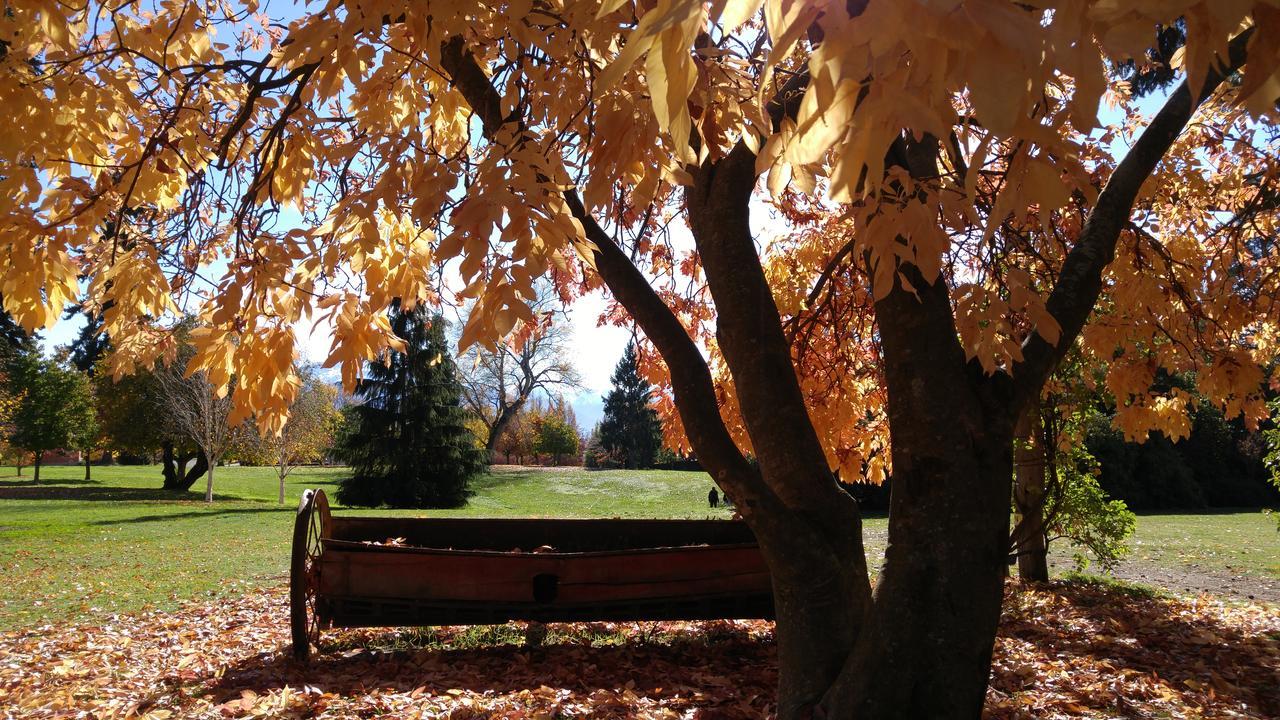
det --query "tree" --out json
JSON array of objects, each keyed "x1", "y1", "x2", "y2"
[
  {"x1": 534, "y1": 413, "x2": 579, "y2": 465},
  {"x1": 0, "y1": 304, "x2": 36, "y2": 471},
  {"x1": 598, "y1": 344, "x2": 663, "y2": 469},
  {"x1": 153, "y1": 347, "x2": 237, "y2": 503},
  {"x1": 493, "y1": 409, "x2": 537, "y2": 465},
  {"x1": 5, "y1": 3, "x2": 1278, "y2": 715},
  {"x1": 336, "y1": 303, "x2": 485, "y2": 508},
  {"x1": 238, "y1": 366, "x2": 340, "y2": 503},
  {"x1": 457, "y1": 286, "x2": 582, "y2": 453},
  {"x1": 6, "y1": 356, "x2": 95, "y2": 482}
]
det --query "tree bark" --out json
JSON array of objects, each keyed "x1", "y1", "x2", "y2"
[
  {"x1": 32, "y1": 452, "x2": 41, "y2": 483},
  {"x1": 161, "y1": 440, "x2": 178, "y2": 489},
  {"x1": 205, "y1": 460, "x2": 215, "y2": 503},
  {"x1": 811, "y1": 256, "x2": 1016, "y2": 718},
  {"x1": 162, "y1": 442, "x2": 209, "y2": 492},
  {"x1": 84, "y1": 453, "x2": 92, "y2": 482},
  {"x1": 686, "y1": 144, "x2": 872, "y2": 717},
  {"x1": 485, "y1": 405, "x2": 516, "y2": 454},
  {"x1": 1013, "y1": 409, "x2": 1050, "y2": 582}
]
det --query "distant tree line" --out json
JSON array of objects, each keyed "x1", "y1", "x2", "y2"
[{"x1": 0, "y1": 305, "x2": 341, "y2": 502}]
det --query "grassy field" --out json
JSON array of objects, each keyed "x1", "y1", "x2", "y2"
[
  {"x1": 0, "y1": 464, "x2": 1276, "y2": 630},
  {"x1": 1127, "y1": 510, "x2": 1280, "y2": 578},
  {"x1": 0, "y1": 463, "x2": 746, "y2": 630}
]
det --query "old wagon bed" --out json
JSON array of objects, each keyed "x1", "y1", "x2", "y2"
[{"x1": 290, "y1": 489, "x2": 775, "y2": 660}]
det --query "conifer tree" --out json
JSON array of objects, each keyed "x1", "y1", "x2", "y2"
[
  {"x1": 336, "y1": 302, "x2": 485, "y2": 508},
  {"x1": 598, "y1": 343, "x2": 662, "y2": 469}
]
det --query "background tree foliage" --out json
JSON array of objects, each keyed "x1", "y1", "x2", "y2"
[
  {"x1": 336, "y1": 303, "x2": 485, "y2": 508},
  {"x1": 598, "y1": 343, "x2": 663, "y2": 470},
  {"x1": 235, "y1": 365, "x2": 340, "y2": 503},
  {"x1": 457, "y1": 286, "x2": 581, "y2": 452},
  {"x1": 5, "y1": 353, "x2": 95, "y2": 482}
]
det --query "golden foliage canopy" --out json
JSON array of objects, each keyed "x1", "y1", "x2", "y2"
[{"x1": 2, "y1": 0, "x2": 1279, "y2": 469}]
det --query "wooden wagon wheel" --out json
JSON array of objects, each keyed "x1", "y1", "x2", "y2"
[{"x1": 290, "y1": 488, "x2": 330, "y2": 661}]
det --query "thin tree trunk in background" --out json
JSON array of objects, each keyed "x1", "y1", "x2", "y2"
[
  {"x1": 1013, "y1": 409, "x2": 1050, "y2": 582},
  {"x1": 161, "y1": 441, "x2": 178, "y2": 489},
  {"x1": 205, "y1": 461, "x2": 215, "y2": 503},
  {"x1": 84, "y1": 453, "x2": 91, "y2": 482},
  {"x1": 32, "y1": 453, "x2": 41, "y2": 483},
  {"x1": 278, "y1": 465, "x2": 287, "y2": 504}
]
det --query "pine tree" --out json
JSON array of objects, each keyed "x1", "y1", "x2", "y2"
[
  {"x1": 336, "y1": 302, "x2": 485, "y2": 508},
  {"x1": 597, "y1": 343, "x2": 662, "y2": 469}
]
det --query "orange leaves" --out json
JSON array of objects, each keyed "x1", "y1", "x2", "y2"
[
  {"x1": 3, "y1": 578, "x2": 1276, "y2": 719},
  {"x1": 319, "y1": 292, "x2": 405, "y2": 392}
]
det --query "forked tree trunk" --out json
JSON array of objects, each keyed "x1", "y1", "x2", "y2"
[
  {"x1": 438, "y1": 28, "x2": 1250, "y2": 720},
  {"x1": 809, "y1": 261, "x2": 1018, "y2": 719},
  {"x1": 1013, "y1": 410, "x2": 1050, "y2": 582},
  {"x1": 278, "y1": 468, "x2": 287, "y2": 504},
  {"x1": 162, "y1": 441, "x2": 209, "y2": 492}
]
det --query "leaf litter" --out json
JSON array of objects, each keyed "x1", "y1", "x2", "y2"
[{"x1": 0, "y1": 582, "x2": 1275, "y2": 718}]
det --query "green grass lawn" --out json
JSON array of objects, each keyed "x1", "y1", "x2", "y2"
[
  {"x1": 0, "y1": 464, "x2": 1276, "y2": 630},
  {"x1": 1126, "y1": 509, "x2": 1280, "y2": 579},
  {"x1": 0, "y1": 463, "x2": 751, "y2": 630}
]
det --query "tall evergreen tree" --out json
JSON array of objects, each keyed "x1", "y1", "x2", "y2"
[
  {"x1": 64, "y1": 304, "x2": 110, "y2": 376},
  {"x1": 597, "y1": 343, "x2": 662, "y2": 469},
  {"x1": 336, "y1": 302, "x2": 485, "y2": 508}
]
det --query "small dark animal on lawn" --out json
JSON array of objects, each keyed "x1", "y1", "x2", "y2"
[{"x1": 708, "y1": 487, "x2": 719, "y2": 508}]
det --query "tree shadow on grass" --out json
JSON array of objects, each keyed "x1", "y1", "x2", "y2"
[
  {"x1": 88, "y1": 506, "x2": 291, "y2": 525},
  {"x1": 208, "y1": 621, "x2": 777, "y2": 715},
  {"x1": 0, "y1": 476, "x2": 99, "y2": 487},
  {"x1": 0, "y1": 484, "x2": 248, "y2": 503}
]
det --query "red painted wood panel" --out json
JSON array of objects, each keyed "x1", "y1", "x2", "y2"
[{"x1": 316, "y1": 544, "x2": 770, "y2": 605}]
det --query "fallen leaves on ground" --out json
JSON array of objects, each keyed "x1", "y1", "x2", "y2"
[{"x1": 0, "y1": 581, "x2": 1275, "y2": 719}]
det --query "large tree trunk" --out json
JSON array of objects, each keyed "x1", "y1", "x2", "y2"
[
  {"x1": 1013, "y1": 409, "x2": 1050, "y2": 582},
  {"x1": 485, "y1": 406, "x2": 516, "y2": 454},
  {"x1": 810, "y1": 257, "x2": 1017, "y2": 718},
  {"x1": 161, "y1": 441, "x2": 178, "y2": 489}
]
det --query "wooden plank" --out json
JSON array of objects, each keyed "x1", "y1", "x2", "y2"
[
  {"x1": 316, "y1": 544, "x2": 771, "y2": 605},
  {"x1": 327, "y1": 516, "x2": 758, "y2": 553}
]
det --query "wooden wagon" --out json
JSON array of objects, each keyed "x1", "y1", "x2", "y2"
[{"x1": 290, "y1": 489, "x2": 775, "y2": 660}]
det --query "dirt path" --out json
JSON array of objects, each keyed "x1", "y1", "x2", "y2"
[{"x1": 1053, "y1": 556, "x2": 1280, "y2": 604}]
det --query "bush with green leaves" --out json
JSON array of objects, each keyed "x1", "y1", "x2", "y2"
[{"x1": 1043, "y1": 442, "x2": 1137, "y2": 572}]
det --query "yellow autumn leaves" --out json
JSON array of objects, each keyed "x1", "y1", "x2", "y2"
[{"x1": 1, "y1": 0, "x2": 1279, "y2": 458}]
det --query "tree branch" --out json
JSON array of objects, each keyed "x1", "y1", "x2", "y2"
[
  {"x1": 439, "y1": 37, "x2": 779, "y2": 518},
  {"x1": 1012, "y1": 29, "x2": 1254, "y2": 407}
]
